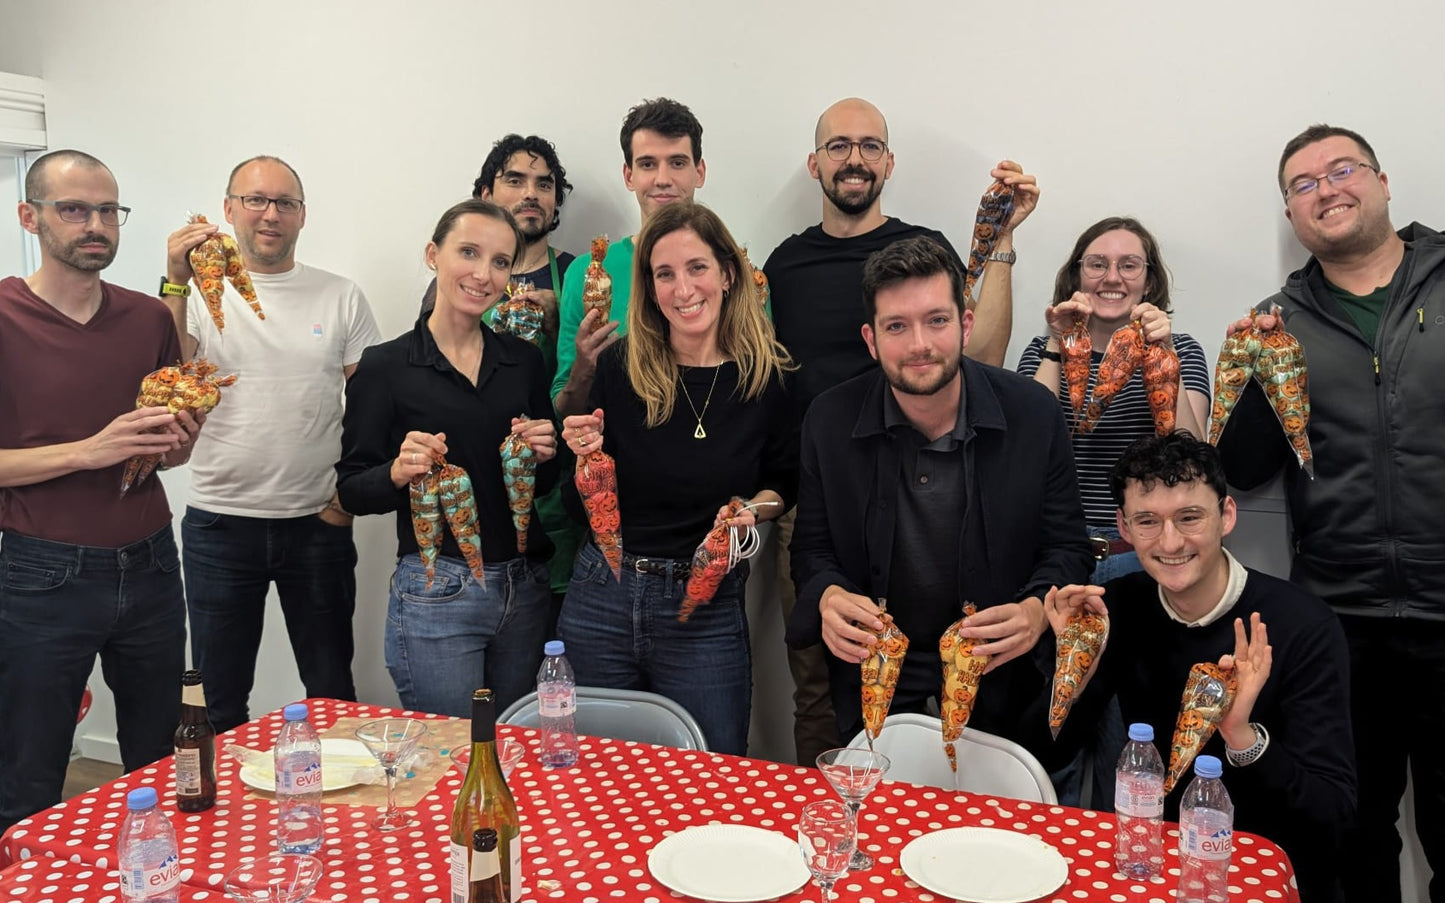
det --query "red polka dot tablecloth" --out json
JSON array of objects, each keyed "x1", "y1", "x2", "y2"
[
  {"x1": 1, "y1": 699, "x2": 1300, "y2": 903},
  {"x1": 0, "y1": 856, "x2": 224, "y2": 902}
]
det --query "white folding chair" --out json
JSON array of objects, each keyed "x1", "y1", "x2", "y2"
[
  {"x1": 498, "y1": 686, "x2": 709, "y2": 751},
  {"x1": 847, "y1": 712, "x2": 1057, "y2": 803}
]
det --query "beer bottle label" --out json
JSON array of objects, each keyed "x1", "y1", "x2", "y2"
[{"x1": 175, "y1": 747, "x2": 202, "y2": 795}]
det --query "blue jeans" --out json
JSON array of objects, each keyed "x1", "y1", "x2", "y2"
[
  {"x1": 385, "y1": 553, "x2": 550, "y2": 718},
  {"x1": 0, "y1": 527, "x2": 186, "y2": 832},
  {"x1": 1090, "y1": 528, "x2": 1143, "y2": 584},
  {"x1": 181, "y1": 507, "x2": 359, "y2": 733},
  {"x1": 557, "y1": 543, "x2": 753, "y2": 756}
]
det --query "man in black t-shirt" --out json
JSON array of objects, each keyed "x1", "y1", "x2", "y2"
[{"x1": 765, "y1": 97, "x2": 1040, "y2": 765}]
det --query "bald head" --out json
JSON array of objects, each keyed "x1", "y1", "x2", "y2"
[
  {"x1": 25, "y1": 149, "x2": 113, "y2": 200},
  {"x1": 815, "y1": 98, "x2": 889, "y2": 147}
]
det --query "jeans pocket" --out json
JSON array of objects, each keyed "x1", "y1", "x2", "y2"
[
  {"x1": 572, "y1": 548, "x2": 613, "y2": 587},
  {"x1": 397, "y1": 562, "x2": 469, "y2": 604},
  {"x1": 1, "y1": 560, "x2": 71, "y2": 595},
  {"x1": 184, "y1": 508, "x2": 224, "y2": 530}
]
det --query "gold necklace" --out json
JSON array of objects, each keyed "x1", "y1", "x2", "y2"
[{"x1": 678, "y1": 364, "x2": 722, "y2": 439}]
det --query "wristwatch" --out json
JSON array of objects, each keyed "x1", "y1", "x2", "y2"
[
  {"x1": 159, "y1": 277, "x2": 191, "y2": 297},
  {"x1": 1040, "y1": 349, "x2": 1062, "y2": 362},
  {"x1": 986, "y1": 249, "x2": 1017, "y2": 265},
  {"x1": 1225, "y1": 723, "x2": 1270, "y2": 767}
]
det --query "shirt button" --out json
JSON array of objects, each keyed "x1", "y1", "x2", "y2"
[{"x1": 919, "y1": 475, "x2": 930, "y2": 484}]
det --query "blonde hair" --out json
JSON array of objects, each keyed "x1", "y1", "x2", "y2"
[{"x1": 626, "y1": 202, "x2": 793, "y2": 427}]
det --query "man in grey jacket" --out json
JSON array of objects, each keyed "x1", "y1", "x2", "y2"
[{"x1": 1217, "y1": 124, "x2": 1445, "y2": 903}]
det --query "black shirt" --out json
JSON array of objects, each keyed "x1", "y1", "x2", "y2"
[
  {"x1": 336, "y1": 317, "x2": 559, "y2": 563},
  {"x1": 579, "y1": 341, "x2": 798, "y2": 559},
  {"x1": 764, "y1": 218, "x2": 963, "y2": 414}
]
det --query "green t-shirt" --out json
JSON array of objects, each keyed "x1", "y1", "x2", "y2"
[
  {"x1": 1325, "y1": 278, "x2": 1389, "y2": 344},
  {"x1": 552, "y1": 236, "x2": 635, "y2": 400}
]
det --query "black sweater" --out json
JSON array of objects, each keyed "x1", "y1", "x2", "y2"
[
  {"x1": 336, "y1": 317, "x2": 559, "y2": 564},
  {"x1": 1032, "y1": 568, "x2": 1355, "y2": 903},
  {"x1": 577, "y1": 340, "x2": 798, "y2": 560}
]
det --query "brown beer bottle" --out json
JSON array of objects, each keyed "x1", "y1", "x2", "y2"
[
  {"x1": 467, "y1": 828, "x2": 507, "y2": 903},
  {"x1": 174, "y1": 670, "x2": 217, "y2": 812}
]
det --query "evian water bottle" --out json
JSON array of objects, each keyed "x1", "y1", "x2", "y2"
[
  {"x1": 1178, "y1": 755, "x2": 1233, "y2": 903},
  {"x1": 274, "y1": 702, "x2": 323, "y2": 853},
  {"x1": 1114, "y1": 722, "x2": 1165, "y2": 879},
  {"x1": 117, "y1": 787, "x2": 181, "y2": 903}
]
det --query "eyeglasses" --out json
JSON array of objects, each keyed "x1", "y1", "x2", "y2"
[
  {"x1": 228, "y1": 194, "x2": 305, "y2": 215},
  {"x1": 1122, "y1": 503, "x2": 1220, "y2": 540},
  {"x1": 1079, "y1": 254, "x2": 1148, "y2": 281},
  {"x1": 1283, "y1": 161, "x2": 1376, "y2": 200},
  {"x1": 27, "y1": 199, "x2": 130, "y2": 226},
  {"x1": 815, "y1": 138, "x2": 888, "y2": 162}
]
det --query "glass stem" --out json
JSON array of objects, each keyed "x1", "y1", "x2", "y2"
[
  {"x1": 384, "y1": 764, "x2": 398, "y2": 815},
  {"x1": 818, "y1": 877, "x2": 834, "y2": 903}
]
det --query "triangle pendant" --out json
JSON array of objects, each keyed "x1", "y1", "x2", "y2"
[{"x1": 693, "y1": 423, "x2": 707, "y2": 440}]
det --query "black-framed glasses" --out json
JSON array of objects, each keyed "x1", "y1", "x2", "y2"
[
  {"x1": 228, "y1": 194, "x2": 305, "y2": 215},
  {"x1": 1122, "y1": 502, "x2": 1222, "y2": 540},
  {"x1": 1283, "y1": 162, "x2": 1377, "y2": 200},
  {"x1": 815, "y1": 138, "x2": 888, "y2": 162},
  {"x1": 1079, "y1": 254, "x2": 1147, "y2": 281},
  {"x1": 27, "y1": 199, "x2": 130, "y2": 226}
]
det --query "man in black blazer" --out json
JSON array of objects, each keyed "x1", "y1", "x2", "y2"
[{"x1": 787, "y1": 236, "x2": 1093, "y2": 745}]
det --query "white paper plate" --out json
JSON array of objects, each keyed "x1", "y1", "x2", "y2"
[
  {"x1": 648, "y1": 824, "x2": 810, "y2": 902},
  {"x1": 900, "y1": 827, "x2": 1069, "y2": 902},
  {"x1": 238, "y1": 738, "x2": 379, "y2": 793}
]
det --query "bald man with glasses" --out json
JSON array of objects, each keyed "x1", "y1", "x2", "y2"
[{"x1": 160, "y1": 155, "x2": 381, "y2": 734}]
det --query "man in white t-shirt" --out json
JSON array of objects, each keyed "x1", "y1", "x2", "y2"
[{"x1": 160, "y1": 156, "x2": 382, "y2": 732}]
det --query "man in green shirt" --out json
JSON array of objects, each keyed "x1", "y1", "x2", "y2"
[{"x1": 553, "y1": 98, "x2": 707, "y2": 415}]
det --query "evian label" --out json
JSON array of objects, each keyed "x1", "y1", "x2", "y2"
[
  {"x1": 119, "y1": 852, "x2": 181, "y2": 895},
  {"x1": 1182, "y1": 810, "x2": 1233, "y2": 861},
  {"x1": 280, "y1": 759, "x2": 322, "y2": 793},
  {"x1": 538, "y1": 687, "x2": 574, "y2": 718}
]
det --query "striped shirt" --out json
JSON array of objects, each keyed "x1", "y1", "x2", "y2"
[{"x1": 1018, "y1": 332, "x2": 1211, "y2": 529}]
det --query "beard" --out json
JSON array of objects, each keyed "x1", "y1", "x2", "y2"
[
  {"x1": 820, "y1": 166, "x2": 883, "y2": 217},
  {"x1": 237, "y1": 228, "x2": 296, "y2": 269},
  {"x1": 37, "y1": 219, "x2": 116, "y2": 272},
  {"x1": 883, "y1": 352, "x2": 960, "y2": 397},
  {"x1": 511, "y1": 203, "x2": 551, "y2": 241}
]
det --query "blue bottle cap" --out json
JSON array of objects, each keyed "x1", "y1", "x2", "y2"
[
  {"x1": 1127, "y1": 723, "x2": 1154, "y2": 742},
  {"x1": 1194, "y1": 755, "x2": 1223, "y2": 778},
  {"x1": 283, "y1": 703, "x2": 309, "y2": 722},
  {"x1": 544, "y1": 640, "x2": 565, "y2": 656},
  {"x1": 127, "y1": 787, "x2": 158, "y2": 810}
]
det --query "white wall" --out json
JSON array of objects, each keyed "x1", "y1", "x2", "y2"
[{"x1": 4, "y1": 0, "x2": 1441, "y2": 893}]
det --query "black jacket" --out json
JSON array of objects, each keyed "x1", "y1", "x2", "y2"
[
  {"x1": 787, "y1": 358, "x2": 1094, "y2": 741},
  {"x1": 1218, "y1": 223, "x2": 1445, "y2": 620}
]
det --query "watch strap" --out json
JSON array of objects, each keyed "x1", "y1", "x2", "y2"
[
  {"x1": 1040, "y1": 349, "x2": 1062, "y2": 362},
  {"x1": 159, "y1": 277, "x2": 191, "y2": 297},
  {"x1": 986, "y1": 249, "x2": 1017, "y2": 265},
  {"x1": 1225, "y1": 723, "x2": 1270, "y2": 767}
]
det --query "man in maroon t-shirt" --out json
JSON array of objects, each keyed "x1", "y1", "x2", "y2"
[{"x1": 0, "y1": 150, "x2": 202, "y2": 833}]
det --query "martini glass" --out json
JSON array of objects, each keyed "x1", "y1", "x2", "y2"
[
  {"x1": 355, "y1": 718, "x2": 427, "y2": 831},
  {"x1": 449, "y1": 736, "x2": 525, "y2": 779},
  {"x1": 224, "y1": 853, "x2": 323, "y2": 902},
  {"x1": 816, "y1": 746, "x2": 890, "y2": 870}
]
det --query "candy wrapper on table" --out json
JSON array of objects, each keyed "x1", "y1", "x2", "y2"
[
  {"x1": 860, "y1": 599, "x2": 909, "y2": 749},
  {"x1": 188, "y1": 213, "x2": 262, "y2": 333},
  {"x1": 121, "y1": 359, "x2": 236, "y2": 494},
  {"x1": 1165, "y1": 661, "x2": 1239, "y2": 793},
  {"x1": 1048, "y1": 610, "x2": 1109, "y2": 739},
  {"x1": 939, "y1": 603, "x2": 990, "y2": 772}
]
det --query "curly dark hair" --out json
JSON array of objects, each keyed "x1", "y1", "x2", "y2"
[
  {"x1": 1109, "y1": 431, "x2": 1227, "y2": 508},
  {"x1": 471, "y1": 134, "x2": 572, "y2": 232},
  {"x1": 619, "y1": 97, "x2": 703, "y2": 166}
]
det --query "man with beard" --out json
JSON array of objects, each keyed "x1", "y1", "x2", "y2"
[
  {"x1": 766, "y1": 97, "x2": 1040, "y2": 764},
  {"x1": 1216, "y1": 124, "x2": 1445, "y2": 903},
  {"x1": 161, "y1": 155, "x2": 381, "y2": 733},
  {"x1": 419, "y1": 133, "x2": 577, "y2": 373},
  {"x1": 0, "y1": 150, "x2": 199, "y2": 831},
  {"x1": 787, "y1": 236, "x2": 1092, "y2": 749}
]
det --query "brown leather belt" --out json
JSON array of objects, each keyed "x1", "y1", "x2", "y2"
[{"x1": 1091, "y1": 536, "x2": 1134, "y2": 561}]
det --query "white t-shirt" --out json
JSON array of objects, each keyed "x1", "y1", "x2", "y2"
[{"x1": 187, "y1": 262, "x2": 382, "y2": 517}]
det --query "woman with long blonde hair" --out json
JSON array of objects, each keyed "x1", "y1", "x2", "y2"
[{"x1": 558, "y1": 201, "x2": 796, "y2": 755}]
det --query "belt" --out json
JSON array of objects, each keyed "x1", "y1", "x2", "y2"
[
  {"x1": 1091, "y1": 536, "x2": 1134, "y2": 561},
  {"x1": 620, "y1": 551, "x2": 692, "y2": 579}
]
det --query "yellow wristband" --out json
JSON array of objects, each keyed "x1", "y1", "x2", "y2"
[{"x1": 159, "y1": 278, "x2": 191, "y2": 298}]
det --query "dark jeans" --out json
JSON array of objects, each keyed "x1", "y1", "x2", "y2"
[
  {"x1": 182, "y1": 507, "x2": 358, "y2": 733},
  {"x1": 0, "y1": 527, "x2": 186, "y2": 833},
  {"x1": 558, "y1": 542, "x2": 753, "y2": 756},
  {"x1": 1341, "y1": 616, "x2": 1445, "y2": 903},
  {"x1": 774, "y1": 510, "x2": 841, "y2": 765}
]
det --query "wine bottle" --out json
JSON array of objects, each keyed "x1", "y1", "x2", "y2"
[
  {"x1": 174, "y1": 670, "x2": 216, "y2": 813},
  {"x1": 468, "y1": 828, "x2": 507, "y2": 903},
  {"x1": 450, "y1": 689, "x2": 522, "y2": 903}
]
